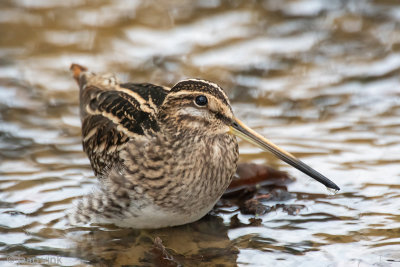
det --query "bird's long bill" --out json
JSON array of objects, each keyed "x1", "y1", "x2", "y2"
[{"x1": 230, "y1": 118, "x2": 340, "y2": 191}]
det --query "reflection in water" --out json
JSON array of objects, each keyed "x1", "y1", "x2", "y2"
[
  {"x1": 69, "y1": 215, "x2": 237, "y2": 266},
  {"x1": 0, "y1": 0, "x2": 400, "y2": 265}
]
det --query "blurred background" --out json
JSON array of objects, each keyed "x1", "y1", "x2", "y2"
[{"x1": 0, "y1": 0, "x2": 399, "y2": 266}]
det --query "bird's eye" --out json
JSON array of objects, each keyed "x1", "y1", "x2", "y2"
[{"x1": 194, "y1": 95, "x2": 208, "y2": 107}]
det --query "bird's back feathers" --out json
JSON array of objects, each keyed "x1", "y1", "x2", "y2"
[{"x1": 71, "y1": 64, "x2": 169, "y2": 177}]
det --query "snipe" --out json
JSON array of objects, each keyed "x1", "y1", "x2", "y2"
[{"x1": 69, "y1": 64, "x2": 339, "y2": 228}]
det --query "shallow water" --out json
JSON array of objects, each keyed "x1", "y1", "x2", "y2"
[{"x1": 0, "y1": 0, "x2": 400, "y2": 266}]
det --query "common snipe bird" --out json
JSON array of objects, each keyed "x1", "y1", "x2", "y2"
[{"x1": 69, "y1": 64, "x2": 339, "y2": 228}]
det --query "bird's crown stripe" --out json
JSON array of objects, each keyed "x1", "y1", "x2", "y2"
[{"x1": 177, "y1": 79, "x2": 229, "y2": 100}]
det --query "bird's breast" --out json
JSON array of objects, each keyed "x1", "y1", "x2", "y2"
[
  {"x1": 121, "y1": 132, "x2": 239, "y2": 216},
  {"x1": 158, "y1": 133, "x2": 239, "y2": 212}
]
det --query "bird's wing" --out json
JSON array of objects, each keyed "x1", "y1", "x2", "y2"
[{"x1": 71, "y1": 64, "x2": 169, "y2": 177}]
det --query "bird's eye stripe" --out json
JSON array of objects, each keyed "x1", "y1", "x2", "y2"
[
  {"x1": 167, "y1": 95, "x2": 196, "y2": 102},
  {"x1": 214, "y1": 112, "x2": 231, "y2": 124},
  {"x1": 171, "y1": 80, "x2": 230, "y2": 107}
]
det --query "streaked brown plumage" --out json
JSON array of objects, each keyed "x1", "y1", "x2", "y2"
[
  {"x1": 70, "y1": 64, "x2": 238, "y2": 228},
  {"x1": 69, "y1": 64, "x2": 339, "y2": 229}
]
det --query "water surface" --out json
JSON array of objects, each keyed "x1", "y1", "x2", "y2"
[{"x1": 0, "y1": 0, "x2": 400, "y2": 266}]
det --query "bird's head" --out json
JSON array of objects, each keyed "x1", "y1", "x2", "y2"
[
  {"x1": 159, "y1": 79, "x2": 340, "y2": 191},
  {"x1": 159, "y1": 79, "x2": 234, "y2": 135}
]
